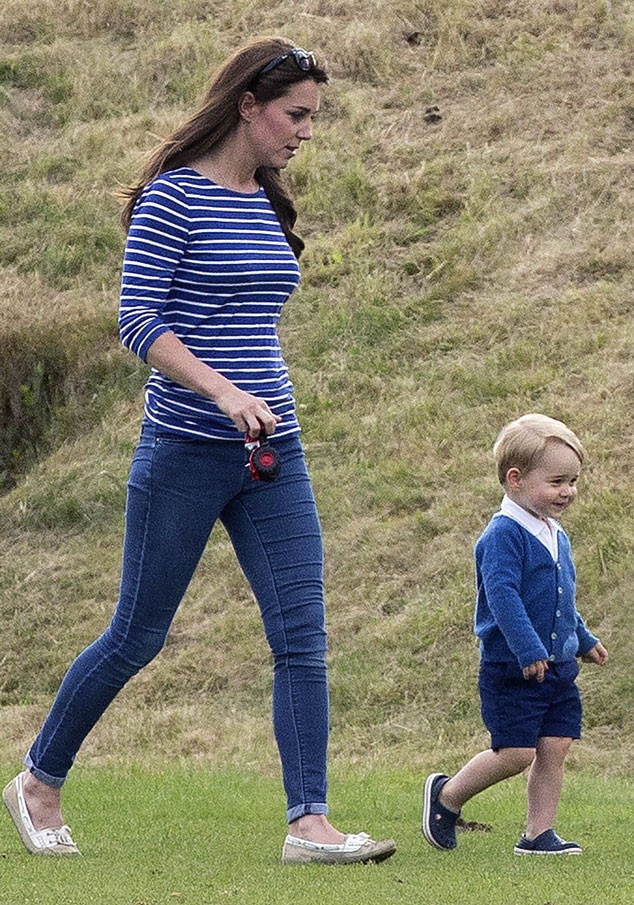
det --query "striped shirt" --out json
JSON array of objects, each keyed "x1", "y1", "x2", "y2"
[{"x1": 118, "y1": 167, "x2": 302, "y2": 440}]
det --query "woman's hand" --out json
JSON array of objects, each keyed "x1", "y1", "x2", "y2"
[
  {"x1": 146, "y1": 331, "x2": 281, "y2": 435},
  {"x1": 214, "y1": 383, "x2": 280, "y2": 436}
]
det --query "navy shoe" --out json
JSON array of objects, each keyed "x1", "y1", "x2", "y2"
[
  {"x1": 514, "y1": 829, "x2": 582, "y2": 855},
  {"x1": 421, "y1": 773, "x2": 460, "y2": 850}
]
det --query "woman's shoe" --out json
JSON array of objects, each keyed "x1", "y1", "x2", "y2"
[
  {"x1": 282, "y1": 831, "x2": 396, "y2": 864},
  {"x1": 2, "y1": 773, "x2": 81, "y2": 855}
]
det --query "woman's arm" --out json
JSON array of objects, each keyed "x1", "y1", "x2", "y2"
[
  {"x1": 119, "y1": 177, "x2": 280, "y2": 436},
  {"x1": 145, "y1": 331, "x2": 280, "y2": 435}
]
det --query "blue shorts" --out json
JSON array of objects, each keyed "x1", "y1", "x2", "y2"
[{"x1": 479, "y1": 659, "x2": 582, "y2": 750}]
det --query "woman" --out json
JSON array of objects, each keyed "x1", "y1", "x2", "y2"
[{"x1": 3, "y1": 37, "x2": 396, "y2": 866}]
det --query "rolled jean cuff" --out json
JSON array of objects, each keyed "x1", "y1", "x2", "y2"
[
  {"x1": 287, "y1": 802, "x2": 329, "y2": 823},
  {"x1": 24, "y1": 754, "x2": 66, "y2": 789}
]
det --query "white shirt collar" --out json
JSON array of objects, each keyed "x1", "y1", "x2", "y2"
[{"x1": 500, "y1": 495, "x2": 561, "y2": 559}]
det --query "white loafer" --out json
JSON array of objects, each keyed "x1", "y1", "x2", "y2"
[
  {"x1": 282, "y1": 831, "x2": 396, "y2": 864},
  {"x1": 2, "y1": 772, "x2": 81, "y2": 855}
]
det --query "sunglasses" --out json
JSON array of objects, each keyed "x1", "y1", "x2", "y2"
[{"x1": 257, "y1": 47, "x2": 317, "y2": 79}]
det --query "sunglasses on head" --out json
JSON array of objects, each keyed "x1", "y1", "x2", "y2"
[{"x1": 256, "y1": 47, "x2": 317, "y2": 79}]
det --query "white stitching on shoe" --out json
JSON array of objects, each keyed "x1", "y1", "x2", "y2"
[{"x1": 15, "y1": 773, "x2": 39, "y2": 840}]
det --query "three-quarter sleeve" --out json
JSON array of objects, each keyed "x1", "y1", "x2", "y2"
[{"x1": 118, "y1": 178, "x2": 190, "y2": 362}]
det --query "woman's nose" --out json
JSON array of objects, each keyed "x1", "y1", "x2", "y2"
[{"x1": 298, "y1": 122, "x2": 313, "y2": 141}]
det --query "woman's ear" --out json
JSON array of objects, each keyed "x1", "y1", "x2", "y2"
[{"x1": 238, "y1": 91, "x2": 258, "y2": 122}]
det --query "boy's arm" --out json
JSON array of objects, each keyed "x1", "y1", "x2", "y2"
[
  {"x1": 574, "y1": 611, "x2": 601, "y2": 658},
  {"x1": 476, "y1": 527, "x2": 549, "y2": 668}
]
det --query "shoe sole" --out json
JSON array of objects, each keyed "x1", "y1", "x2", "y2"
[
  {"x1": 282, "y1": 838, "x2": 396, "y2": 865},
  {"x1": 514, "y1": 847, "x2": 582, "y2": 855},
  {"x1": 421, "y1": 773, "x2": 451, "y2": 850}
]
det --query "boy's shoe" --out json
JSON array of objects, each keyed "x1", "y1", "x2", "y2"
[
  {"x1": 421, "y1": 773, "x2": 460, "y2": 850},
  {"x1": 514, "y1": 829, "x2": 582, "y2": 855}
]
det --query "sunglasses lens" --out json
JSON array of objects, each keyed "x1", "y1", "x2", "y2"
[
  {"x1": 294, "y1": 50, "x2": 316, "y2": 71},
  {"x1": 256, "y1": 48, "x2": 317, "y2": 80}
]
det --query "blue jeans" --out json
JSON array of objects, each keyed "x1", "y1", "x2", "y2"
[{"x1": 26, "y1": 424, "x2": 329, "y2": 822}]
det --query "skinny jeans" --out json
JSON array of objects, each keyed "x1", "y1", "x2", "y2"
[{"x1": 26, "y1": 424, "x2": 329, "y2": 822}]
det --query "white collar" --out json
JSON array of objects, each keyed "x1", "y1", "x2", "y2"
[{"x1": 500, "y1": 495, "x2": 561, "y2": 558}]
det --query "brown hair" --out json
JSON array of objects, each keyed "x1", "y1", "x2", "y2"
[
  {"x1": 118, "y1": 37, "x2": 328, "y2": 257},
  {"x1": 493, "y1": 413, "x2": 584, "y2": 486}
]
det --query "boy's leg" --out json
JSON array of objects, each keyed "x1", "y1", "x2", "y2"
[
  {"x1": 518, "y1": 663, "x2": 580, "y2": 848},
  {"x1": 440, "y1": 747, "x2": 535, "y2": 812},
  {"x1": 422, "y1": 747, "x2": 534, "y2": 849},
  {"x1": 525, "y1": 735, "x2": 573, "y2": 839}
]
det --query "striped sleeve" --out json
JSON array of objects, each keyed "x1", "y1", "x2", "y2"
[{"x1": 118, "y1": 178, "x2": 190, "y2": 362}]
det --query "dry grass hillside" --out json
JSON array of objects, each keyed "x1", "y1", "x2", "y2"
[{"x1": 1, "y1": 0, "x2": 633, "y2": 775}]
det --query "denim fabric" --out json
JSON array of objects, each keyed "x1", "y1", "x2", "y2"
[{"x1": 26, "y1": 424, "x2": 329, "y2": 822}]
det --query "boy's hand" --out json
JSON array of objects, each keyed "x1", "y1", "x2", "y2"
[
  {"x1": 582, "y1": 642, "x2": 608, "y2": 666},
  {"x1": 522, "y1": 659, "x2": 549, "y2": 682}
]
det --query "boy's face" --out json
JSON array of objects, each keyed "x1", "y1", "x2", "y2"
[{"x1": 506, "y1": 439, "x2": 581, "y2": 521}]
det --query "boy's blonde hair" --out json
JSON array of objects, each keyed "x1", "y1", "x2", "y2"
[{"x1": 493, "y1": 413, "x2": 584, "y2": 486}]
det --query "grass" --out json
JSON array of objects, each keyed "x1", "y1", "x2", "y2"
[
  {"x1": 1, "y1": 0, "x2": 634, "y2": 847},
  {"x1": 1, "y1": 766, "x2": 633, "y2": 904}
]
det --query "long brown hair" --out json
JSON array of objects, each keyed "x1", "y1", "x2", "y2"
[{"x1": 118, "y1": 37, "x2": 328, "y2": 257}]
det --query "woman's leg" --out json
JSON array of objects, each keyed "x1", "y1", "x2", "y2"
[
  {"x1": 24, "y1": 428, "x2": 238, "y2": 823},
  {"x1": 221, "y1": 437, "x2": 338, "y2": 838}
]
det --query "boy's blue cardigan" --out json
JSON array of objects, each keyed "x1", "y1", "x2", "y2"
[{"x1": 474, "y1": 514, "x2": 598, "y2": 669}]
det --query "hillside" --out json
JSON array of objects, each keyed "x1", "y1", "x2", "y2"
[{"x1": 1, "y1": 0, "x2": 633, "y2": 775}]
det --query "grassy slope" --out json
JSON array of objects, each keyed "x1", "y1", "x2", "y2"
[{"x1": 1, "y1": 0, "x2": 633, "y2": 772}]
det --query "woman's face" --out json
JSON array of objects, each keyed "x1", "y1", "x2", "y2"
[{"x1": 243, "y1": 80, "x2": 321, "y2": 169}]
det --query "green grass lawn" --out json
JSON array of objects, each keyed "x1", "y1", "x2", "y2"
[{"x1": 1, "y1": 766, "x2": 633, "y2": 905}]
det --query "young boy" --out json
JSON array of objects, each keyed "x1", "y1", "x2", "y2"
[{"x1": 422, "y1": 413, "x2": 608, "y2": 855}]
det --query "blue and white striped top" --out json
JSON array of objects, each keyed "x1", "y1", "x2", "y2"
[{"x1": 118, "y1": 167, "x2": 302, "y2": 440}]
